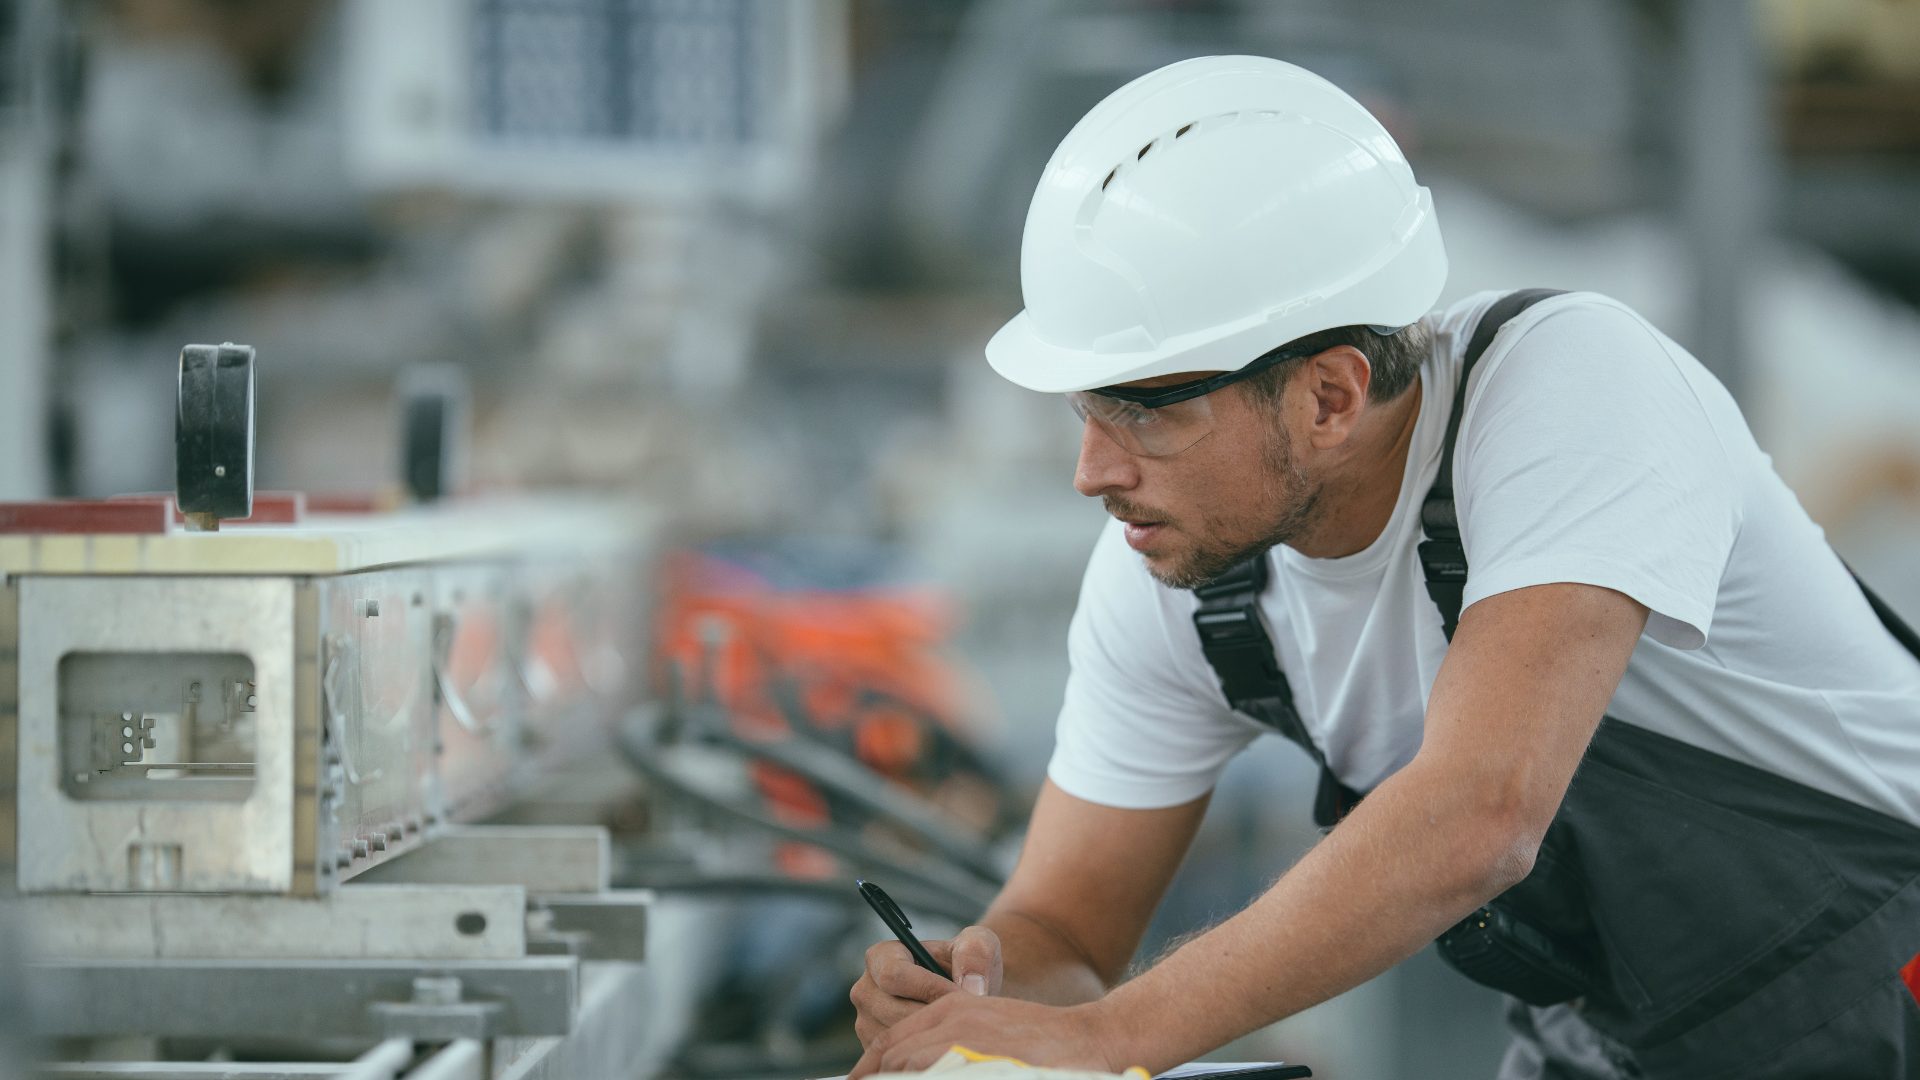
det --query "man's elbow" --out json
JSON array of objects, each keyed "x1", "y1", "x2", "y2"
[
  {"x1": 1450, "y1": 786, "x2": 1551, "y2": 902},
  {"x1": 1396, "y1": 752, "x2": 1560, "y2": 906},
  {"x1": 1480, "y1": 828, "x2": 1540, "y2": 895}
]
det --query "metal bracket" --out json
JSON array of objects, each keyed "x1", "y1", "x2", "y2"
[
  {"x1": 527, "y1": 892, "x2": 651, "y2": 962},
  {"x1": 367, "y1": 975, "x2": 505, "y2": 1040}
]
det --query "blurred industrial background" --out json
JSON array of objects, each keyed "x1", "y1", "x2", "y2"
[{"x1": 1, "y1": 1, "x2": 1918, "y2": 1078}]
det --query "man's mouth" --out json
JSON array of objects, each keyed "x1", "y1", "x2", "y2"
[
  {"x1": 1112, "y1": 513, "x2": 1167, "y2": 551},
  {"x1": 1104, "y1": 499, "x2": 1170, "y2": 551}
]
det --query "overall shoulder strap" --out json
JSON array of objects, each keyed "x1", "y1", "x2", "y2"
[
  {"x1": 1193, "y1": 556, "x2": 1360, "y2": 826},
  {"x1": 1417, "y1": 288, "x2": 1920, "y2": 662},
  {"x1": 1858, "y1": 578, "x2": 1920, "y2": 659},
  {"x1": 1848, "y1": 567, "x2": 1920, "y2": 662},
  {"x1": 1192, "y1": 556, "x2": 1312, "y2": 749},
  {"x1": 1419, "y1": 288, "x2": 1566, "y2": 640}
]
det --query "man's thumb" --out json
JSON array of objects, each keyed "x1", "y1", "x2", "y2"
[{"x1": 949, "y1": 925, "x2": 1002, "y2": 996}]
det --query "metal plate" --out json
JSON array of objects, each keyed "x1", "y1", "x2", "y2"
[
  {"x1": 17, "y1": 577, "x2": 300, "y2": 893},
  {"x1": 10, "y1": 884, "x2": 528, "y2": 960},
  {"x1": 352, "y1": 827, "x2": 609, "y2": 893},
  {"x1": 23, "y1": 957, "x2": 578, "y2": 1039},
  {"x1": 317, "y1": 567, "x2": 439, "y2": 882}
]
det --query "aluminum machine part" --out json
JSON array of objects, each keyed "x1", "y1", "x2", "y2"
[
  {"x1": 4, "y1": 341, "x2": 660, "y2": 1079},
  {"x1": 13, "y1": 557, "x2": 622, "y2": 892},
  {"x1": 3, "y1": 344, "x2": 655, "y2": 896}
]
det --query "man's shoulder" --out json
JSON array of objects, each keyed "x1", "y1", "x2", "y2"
[
  {"x1": 1437, "y1": 290, "x2": 1696, "y2": 424},
  {"x1": 1427, "y1": 288, "x2": 1650, "y2": 346}
]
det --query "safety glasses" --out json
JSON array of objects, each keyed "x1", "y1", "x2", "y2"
[
  {"x1": 1067, "y1": 342, "x2": 1316, "y2": 457},
  {"x1": 1067, "y1": 391, "x2": 1216, "y2": 457}
]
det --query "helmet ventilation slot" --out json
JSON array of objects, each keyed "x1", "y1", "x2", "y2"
[{"x1": 1081, "y1": 113, "x2": 1265, "y2": 220}]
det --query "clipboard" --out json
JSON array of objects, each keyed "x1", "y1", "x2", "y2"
[{"x1": 1154, "y1": 1065, "x2": 1311, "y2": 1079}]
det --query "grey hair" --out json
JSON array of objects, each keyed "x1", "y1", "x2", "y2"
[{"x1": 1239, "y1": 321, "x2": 1433, "y2": 407}]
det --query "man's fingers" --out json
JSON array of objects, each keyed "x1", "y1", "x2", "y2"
[
  {"x1": 878, "y1": 1031, "x2": 957, "y2": 1076},
  {"x1": 949, "y1": 924, "x2": 1004, "y2": 996},
  {"x1": 848, "y1": 1041, "x2": 883, "y2": 1080},
  {"x1": 852, "y1": 938, "x2": 957, "y2": 1054},
  {"x1": 922, "y1": 937, "x2": 957, "y2": 968},
  {"x1": 866, "y1": 940, "x2": 958, "y2": 1002},
  {"x1": 852, "y1": 1011, "x2": 878, "y2": 1050},
  {"x1": 864, "y1": 939, "x2": 904, "y2": 969},
  {"x1": 850, "y1": 1018, "x2": 907, "y2": 1080},
  {"x1": 851, "y1": 979, "x2": 925, "y2": 1030}
]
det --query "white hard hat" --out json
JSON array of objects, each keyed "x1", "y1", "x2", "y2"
[{"x1": 985, "y1": 55, "x2": 1447, "y2": 394}]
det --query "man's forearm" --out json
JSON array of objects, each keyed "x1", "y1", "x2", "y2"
[
  {"x1": 981, "y1": 906, "x2": 1115, "y2": 1006},
  {"x1": 1095, "y1": 756, "x2": 1536, "y2": 1072}
]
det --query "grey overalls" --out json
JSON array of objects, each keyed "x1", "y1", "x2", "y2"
[{"x1": 1191, "y1": 291, "x2": 1920, "y2": 1078}]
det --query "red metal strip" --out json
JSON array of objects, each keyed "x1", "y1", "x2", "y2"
[
  {"x1": 303, "y1": 491, "x2": 388, "y2": 514},
  {"x1": 0, "y1": 499, "x2": 173, "y2": 535},
  {"x1": 110, "y1": 490, "x2": 311, "y2": 526}
]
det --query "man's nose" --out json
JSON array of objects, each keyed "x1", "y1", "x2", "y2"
[{"x1": 1073, "y1": 420, "x2": 1139, "y2": 497}]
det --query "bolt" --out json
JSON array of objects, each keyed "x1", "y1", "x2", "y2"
[
  {"x1": 412, "y1": 976, "x2": 462, "y2": 1006},
  {"x1": 351, "y1": 839, "x2": 369, "y2": 860},
  {"x1": 214, "y1": 465, "x2": 226, "y2": 477},
  {"x1": 368, "y1": 833, "x2": 388, "y2": 852}
]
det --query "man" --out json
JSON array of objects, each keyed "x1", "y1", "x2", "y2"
[{"x1": 849, "y1": 56, "x2": 1920, "y2": 1079}]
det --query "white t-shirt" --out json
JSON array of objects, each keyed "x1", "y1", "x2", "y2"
[{"x1": 1050, "y1": 290, "x2": 1920, "y2": 826}]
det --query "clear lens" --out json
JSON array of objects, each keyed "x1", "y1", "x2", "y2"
[{"x1": 1067, "y1": 391, "x2": 1215, "y2": 457}]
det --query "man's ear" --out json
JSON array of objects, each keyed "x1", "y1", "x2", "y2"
[{"x1": 1299, "y1": 345, "x2": 1372, "y2": 446}]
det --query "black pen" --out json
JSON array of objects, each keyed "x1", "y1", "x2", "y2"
[{"x1": 856, "y1": 878, "x2": 952, "y2": 980}]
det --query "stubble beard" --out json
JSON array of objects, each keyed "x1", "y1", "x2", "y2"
[{"x1": 1134, "y1": 425, "x2": 1322, "y2": 591}]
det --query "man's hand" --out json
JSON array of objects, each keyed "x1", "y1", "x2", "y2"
[
  {"x1": 851, "y1": 925, "x2": 1003, "y2": 1048},
  {"x1": 848, "y1": 994, "x2": 1118, "y2": 1079},
  {"x1": 845, "y1": 781, "x2": 1210, "y2": 1063}
]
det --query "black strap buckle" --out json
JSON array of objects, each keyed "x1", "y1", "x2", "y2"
[
  {"x1": 1417, "y1": 537, "x2": 1467, "y2": 583},
  {"x1": 1194, "y1": 605, "x2": 1269, "y2": 650}
]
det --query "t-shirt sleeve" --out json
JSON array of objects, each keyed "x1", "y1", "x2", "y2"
[
  {"x1": 1455, "y1": 298, "x2": 1742, "y2": 649},
  {"x1": 1046, "y1": 520, "x2": 1260, "y2": 809}
]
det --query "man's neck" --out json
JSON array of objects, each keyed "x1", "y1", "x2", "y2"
[{"x1": 1286, "y1": 377, "x2": 1425, "y2": 560}]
